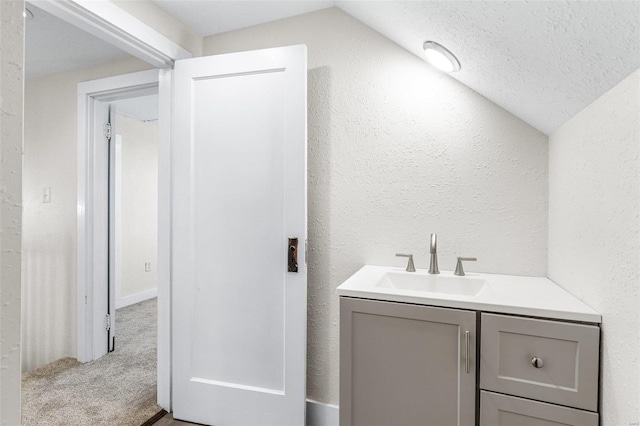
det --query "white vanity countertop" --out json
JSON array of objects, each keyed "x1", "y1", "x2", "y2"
[{"x1": 336, "y1": 265, "x2": 601, "y2": 323}]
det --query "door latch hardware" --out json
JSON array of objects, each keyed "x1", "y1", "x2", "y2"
[{"x1": 288, "y1": 237, "x2": 298, "y2": 273}]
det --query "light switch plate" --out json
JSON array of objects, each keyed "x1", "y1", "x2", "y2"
[{"x1": 145, "y1": 262, "x2": 151, "y2": 272}]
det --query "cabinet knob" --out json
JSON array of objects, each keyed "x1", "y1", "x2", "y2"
[{"x1": 531, "y1": 356, "x2": 544, "y2": 368}]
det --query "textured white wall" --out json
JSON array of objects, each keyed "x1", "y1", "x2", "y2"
[
  {"x1": 0, "y1": 1, "x2": 24, "y2": 424},
  {"x1": 204, "y1": 8, "x2": 549, "y2": 405},
  {"x1": 549, "y1": 69, "x2": 640, "y2": 426},
  {"x1": 22, "y1": 57, "x2": 153, "y2": 372},
  {"x1": 116, "y1": 114, "x2": 158, "y2": 299}
]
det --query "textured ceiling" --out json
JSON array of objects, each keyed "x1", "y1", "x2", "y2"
[
  {"x1": 334, "y1": 1, "x2": 640, "y2": 134},
  {"x1": 25, "y1": 3, "x2": 129, "y2": 80},
  {"x1": 154, "y1": 0, "x2": 640, "y2": 135},
  {"x1": 26, "y1": 1, "x2": 640, "y2": 134}
]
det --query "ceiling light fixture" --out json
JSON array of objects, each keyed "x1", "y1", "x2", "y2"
[
  {"x1": 24, "y1": 8, "x2": 33, "y2": 21},
  {"x1": 423, "y1": 41, "x2": 460, "y2": 72}
]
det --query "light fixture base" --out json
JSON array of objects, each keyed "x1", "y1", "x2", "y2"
[{"x1": 423, "y1": 41, "x2": 461, "y2": 72}]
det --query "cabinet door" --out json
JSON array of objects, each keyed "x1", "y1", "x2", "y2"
[
  {"x1": 480, "y1": 391, "x2": 598, "y2": 426},
  {"x1": 340, "y1": 298, "x2": 476, "y2": 426}
]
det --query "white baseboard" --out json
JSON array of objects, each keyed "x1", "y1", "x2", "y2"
[
  {"x1": 306, "y1": 399, "x2": 339, "y2": 426},
  {"x1": 116, "y1": 287, "x2": 157, "y2": 309}
]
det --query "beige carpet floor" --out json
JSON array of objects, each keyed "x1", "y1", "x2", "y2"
[{"x1": 22, "y1": 298, "x2": 161, "y2": 426}]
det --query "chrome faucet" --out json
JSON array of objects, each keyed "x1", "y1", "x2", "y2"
[
  {"x1": 454, "y1": 257, "x2": 477, "y2": 276},
  {"x1": 429, "y1": 233, "x2": 439, "y2": 274}
]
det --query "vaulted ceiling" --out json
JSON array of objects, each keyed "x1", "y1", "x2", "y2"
[
  {"x1": 26, "y1": 1, "x2": 640, "y2": 135},
  {"x1": 333, "y1": 1, "x2": 640, "y2": 134}
]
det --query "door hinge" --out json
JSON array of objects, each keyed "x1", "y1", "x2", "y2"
[
  {"x1": 105, "y1": 314, "x2": 111, "y2": 331},
  {"x1": 104, "y1": 123, "x2": 112, "y2": 141}
]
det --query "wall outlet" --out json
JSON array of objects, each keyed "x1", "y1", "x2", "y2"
[{"x1": 145, "y1": 262, "x2": 151, "y2": 272}]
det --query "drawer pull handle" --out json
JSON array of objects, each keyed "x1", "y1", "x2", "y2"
[
  {"x1": 465, "y1": 331, "x2": 470, "y2": 374},
  {"x1": 531, "y1": 356, "x2": 544, "y2": 368}
]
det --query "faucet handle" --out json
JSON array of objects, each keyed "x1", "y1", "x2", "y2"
[
  {"x1": 454, "y1": 257, "x2": 477, "y2": 276},
  {"x1": 396, "y1": 253, "x2": 416, "y2": 272}
]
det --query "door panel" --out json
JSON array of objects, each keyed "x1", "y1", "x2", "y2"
[
  {"x1": 191, "y1": 71, "x2": 286, "y2": 391},
  {"x1": 172, "y1": 45, "x2": 307, "y2": 426}
]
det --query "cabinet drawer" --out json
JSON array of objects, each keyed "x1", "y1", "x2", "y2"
[
  {"x1": 480, "y1": 313, "x2": 599, "y2": 411},
  {"x1": 480, "y1": 391, "x2": 598, "y2": 426}
]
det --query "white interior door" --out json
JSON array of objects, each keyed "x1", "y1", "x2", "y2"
[
  {"x1": 89, "y1": 98, "x2": 112, "y2": 361},
  {"x1": 107, "y1": 105, "x2": 116, "y2": 352},
  {"x1": 172, "y1": 45, "x2": 307, "y2": 425}
]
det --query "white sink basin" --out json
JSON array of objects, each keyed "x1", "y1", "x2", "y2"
[
  {"x1": 336, "y1": 266, "x2": 601, "y2": 323},
  {"x1": 375, "y1": 272, "x2": 486, "y2": 296}
]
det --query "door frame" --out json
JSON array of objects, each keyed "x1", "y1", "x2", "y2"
[
  {"x1": 77, "y1": 69, "x2": 172, "y2": 410},
  {"x1": 37, "y1": 0, "x2": 185, "y2": 412},
  {"x1": 30, "y1": 0, "x2": 190, "y2": 68}
]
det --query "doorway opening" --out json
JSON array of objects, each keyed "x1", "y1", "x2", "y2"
[
  {"x1": 21, "y1": 3, "x2": 166, "y2": 423},
  {"x1": 111, "y1": 94, "x2": 160, "y2": 312},
  {"x1": 110, "y1": 93, "x2": 160, "y2": 359},
  {"x1": 22, "y1": 79, "x2": 163, "y2": 424}
]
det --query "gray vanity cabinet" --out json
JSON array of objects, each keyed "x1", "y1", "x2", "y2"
[{"x1": 339, "y1": 297, "x2": 477, "y2": 426}]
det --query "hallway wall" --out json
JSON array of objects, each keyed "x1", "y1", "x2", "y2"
[
  {"x1": 116, "y1": 113, "x2": 158, "y2": 306},
  {"x1": 203, "y1": 7, "x2": 549, "y2": 405},
  {"x1": 22, "y1": 57, "x2": 153, "y2": 372}
]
